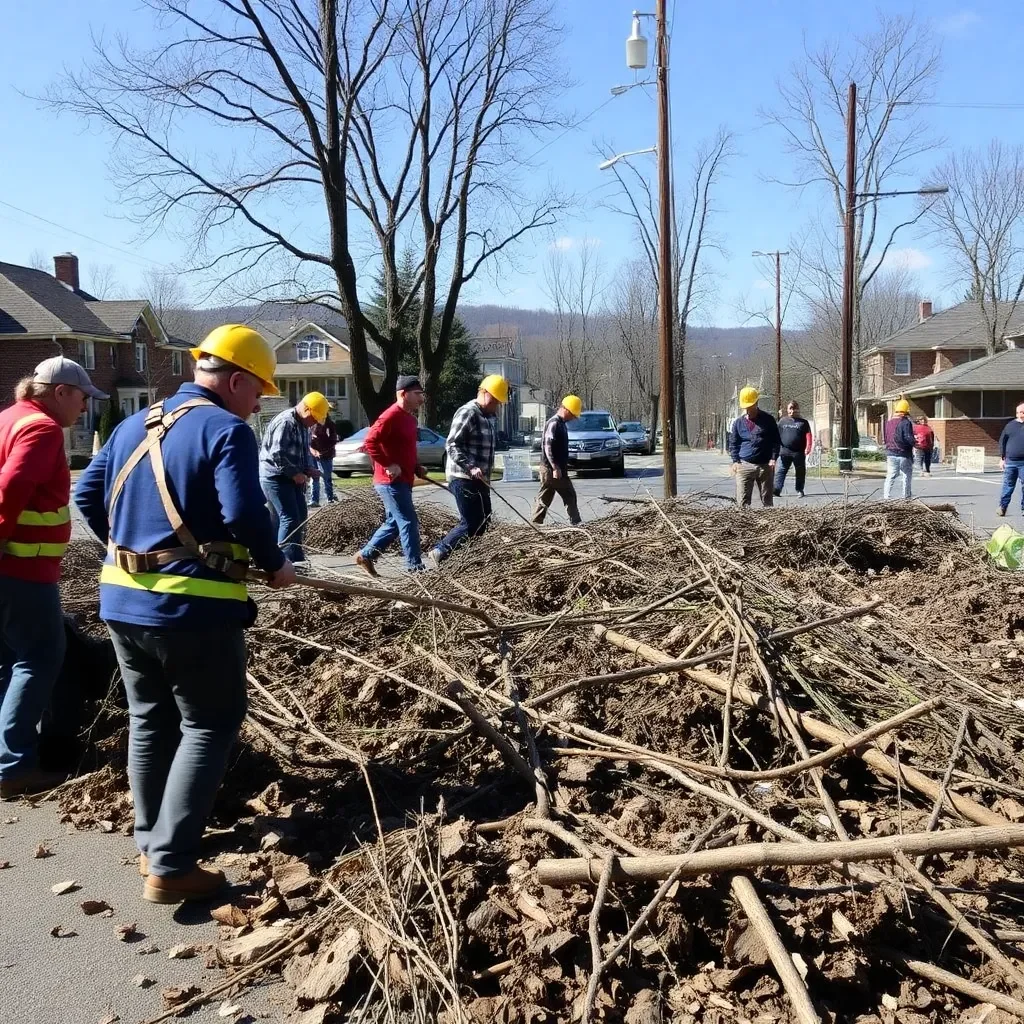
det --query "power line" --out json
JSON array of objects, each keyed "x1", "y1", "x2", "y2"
[
  {"x1": 902, "y1": 101, "x2": 1024, "y2": 110},
  {"x1": 520, "y1": 94, "x2": 620, "y2": 166}
]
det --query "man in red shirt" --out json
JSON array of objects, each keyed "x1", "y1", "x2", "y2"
[
  {"x1": 356, "y1": 375, "x2": 428, "y2": 575},
  {"x1": 0, "y1": 356, "x2": 107, "y2": 797},
  {"x1": 913, "y1": 415, "x2": 936, "y2": 475}
]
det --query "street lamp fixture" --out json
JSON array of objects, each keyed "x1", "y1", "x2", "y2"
[
  {"x1": 598, "y1": 146, "x2": 656, "y2": 171},
  {"x1": 610, "y1": 81, "x2": 654, "y2": 96}
]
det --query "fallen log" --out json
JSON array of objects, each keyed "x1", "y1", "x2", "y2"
[{"x1": 535, "y1": 824, "x2": 1024, "y2": 887}]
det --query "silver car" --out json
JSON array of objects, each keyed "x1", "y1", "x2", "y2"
[
  {"x1": 617, "y1": 421, "x2": 650, "y2": 455},
  {"x1": 333, "y1": 426, "x2": 447, "y2": 477}
]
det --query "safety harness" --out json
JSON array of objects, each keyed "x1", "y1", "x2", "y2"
[{"x1": 104, "y1": 399, "x2": 250, "y2": 597}]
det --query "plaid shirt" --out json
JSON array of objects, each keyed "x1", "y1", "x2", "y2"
[
  {"x1": 445, "y1": 399, "x2": 496, "y2": 481},
  {"x1": 259, "y1": 408, "x2": 315, "y2": 480}
]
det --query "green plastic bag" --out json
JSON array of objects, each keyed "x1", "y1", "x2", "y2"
[{"x1": 986, "y1": 524, "x2": 1024, "y2": 570}]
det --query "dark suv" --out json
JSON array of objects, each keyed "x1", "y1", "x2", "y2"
[{"x1": 566, "y1": 410, "x2": 625, "y2": 477}]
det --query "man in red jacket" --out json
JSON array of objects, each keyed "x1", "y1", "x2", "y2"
[
  {"x1": 356, "y1": 375, "x2": 428, "y2": 575},
  {"x1": 0, "y1": 356, "x2": 107, "y2": 797}
]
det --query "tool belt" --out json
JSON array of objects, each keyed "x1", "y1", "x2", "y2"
[{"x1": 106, "y1": 398, "x2": 251, "y2": 584}]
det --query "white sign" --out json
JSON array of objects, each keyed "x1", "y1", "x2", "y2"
[
  {"x1": 955, "y1": 445, "x2": 986, "y2": 474},
  {"x1": 500, "y1": 453, "x2": 534, "y2": 482}
]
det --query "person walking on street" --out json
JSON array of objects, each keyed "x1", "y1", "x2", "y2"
[
  {"x1": 74, "y1": 325, "x2": 297, "y2": 903},
  {"x1": 883, "y1": 398, "x2": 916, "y2": 500},
  {"x1": 0, "y1": 358, "x2": 107, "y2": 798},
  {"x1": 532, "y1": 395, "x2": 583, "y2": 526},
  {"x1": 997, "y1": 400, "x2": 1024, "y2": 517},
  {"x1": 913, "y1": 416, "x2": 935, "y2": 475},
  {"x1": 429, "y1": 375, "x2": 508, "y2": 564},
  {"x1": 309, "y1": 413, "x2": 339, "y2": 506},
  {"x1": 355, "y1": 376, "x2": 428, "y2": 575},
  {"x1": 729, "y1": 387, "x2": 781, "y2": 508},
  {"x1": 259, "y1": 391, "x2": 329, "y2": 566},
  {"x1": 773, "y1": 400, "x2": 813, "y2": 498}
]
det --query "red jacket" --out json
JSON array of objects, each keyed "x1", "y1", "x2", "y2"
[
  {"x1": 362, "y1": 402, "x2": 420, "y2": 486},
  {"x1": 0, "y1": 400, "x2": 72, "y2": 583}
]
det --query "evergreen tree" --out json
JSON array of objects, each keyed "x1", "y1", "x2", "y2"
[
  {"x1": 368, "y1": 249, "x2": 420, "y2": 372},
  {"x1": 98, "y1": 399, "x2": 125, "y2": 444}
]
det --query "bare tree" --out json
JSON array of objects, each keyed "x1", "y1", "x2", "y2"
[
  {"x1": 48, "y1": 0, "x2": 569, "y2": 423},
  {"x1": 606, "y1": 258, "x2": 659, "y2": 437},
  {"x1": 85, "y1": 262, "x2": 122, "y2": 299},
  {"x1": 28, "y1": 249, "x2": 51, "y2": 272},
  {"x1": 141, "y1": 267, "x2": 202, "y2": 344},
  {"x1": 925, "y1": 141, "x2": 1024, "y2": 353},
  {"x1": 604, "y1": 127, "x2": 734, "y2": 446},
  {"x1": 762, "y1": 12, "x2": 941, "y2": 398}
]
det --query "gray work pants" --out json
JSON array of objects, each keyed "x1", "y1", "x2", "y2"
[
  {"x1": 107, "y1": 623, "x2": 248, "y2": 877},
  {"x1": 532, "y1": 465, "x2": 581, "y2": 525},
  {"x1": 735, "y1": 462, "x2": 774, "y2": 507}
]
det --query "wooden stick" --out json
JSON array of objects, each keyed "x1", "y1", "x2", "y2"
[
  {"x1": 880, "y1": 951, "x2": 1024, "y2": 1018},
  {"x1": 720, "y1": 607, "x2": 743, "y2": 767},
  {"x1": 730, "y1": 875, "x2": 821, "y2": 1024},
  {"x1": 617, "y1": 579, "x2": 707, "y2": 625},
  {"x1": 581, "y1": 857, "x2": 615, "y2": 1024},
  {"x1": 535, "y1": 824, "x2": 1024, "y2": 886},
  {"x1": 916, "y1": 708, "x2": 970, "y2": 870}
]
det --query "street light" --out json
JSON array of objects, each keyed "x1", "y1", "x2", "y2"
[
  {"x1": 598, "y1": 146, "x2": 656, "y2": 171},
  {"x1": 610, "y1": 81, "x2": 654, "y2": 96}
]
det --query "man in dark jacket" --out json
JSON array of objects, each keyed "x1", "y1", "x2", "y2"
[
  {"x1": 309, "y1": 414, "x2": 340, "y2": 506},
  {"x1": 998, "y1": 400, "x2": 1024, "y2": 517},
  {"x1": 883, "y1": 398, "x2": 916, "y2": 499},
  {"x1": 532, "y1": 395, "x2": 582, "y2": 525},
  {"x1": 773, "y1": 400, "x2": 813, "y2": 498},
  {"x1": 728, "y1": 387, "x2": 781, "y2": 507}
]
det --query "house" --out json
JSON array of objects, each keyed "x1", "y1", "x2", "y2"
[
  {"x1": 471, "y1": 329, "x2": 525, "y2": 438},
  {"x1": 254, "y1": 318, "x2": 386, "y2": 431},
  {"x1": 0, "y1": 253, "x2": 192, "y2": 454}
]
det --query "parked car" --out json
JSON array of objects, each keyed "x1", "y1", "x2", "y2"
[
  {"x1": 333, "y1": 426, "x2": 447, "y2": 476},
  {"x1": 617, "y1": 421, "x2": 650, "y2": 455},
  {"x1": 528, "y1": 430, "x2": 543, "y2": 452},
  {"x1": 566, "y1": 410, "x2": 625, "y2": 477},
  {"x1": 854, "y1": 437, "x2": 881, "y2": 454}
]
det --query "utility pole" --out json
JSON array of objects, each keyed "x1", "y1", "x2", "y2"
[
  {"x1": 753, "y1": 250, "x2": 789, "y2": 413},
  {"x1": 839, "y1": 82, "x2": 857, "y2": 474},
  {"x1": 655, "y1": 0, "x2": 676, "y2": 497}
]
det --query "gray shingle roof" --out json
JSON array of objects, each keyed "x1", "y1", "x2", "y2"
[
  {"x1": 883, "y1": 346, "x2": 1024, "y2": 395},
  {"x1": 85, "y1": 300, "x2": 149, "y2": 334},
  {"x1": 0, "y1": 262, "x2": 118, "y2": 337},
  {"x1": 865, "y1": 300, "x2": 1024, "y2": 354}
]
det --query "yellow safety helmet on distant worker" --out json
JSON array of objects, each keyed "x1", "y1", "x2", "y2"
[
  {"x1": 302, "y1": 391, "x2": 330, "y2": 424},
  {"x1": 480, "y1": 374, "x2": 510, "y2": 404},
  {"x1": 738, "y1": 386, "x2": 760, "y2": 410},
  {"x1": 894, "y1": 398, "x2": 911, "y2": 414},
  {"x1": 191, "y1": 324, "x2": 279, "y2": 396},
  {"x1": 562, "y1": 394, "x2": 583, "y2": 417}
]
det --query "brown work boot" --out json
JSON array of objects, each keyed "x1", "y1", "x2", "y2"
[
  {"x1": 142, "y1": 865, "x2": 226, "y2": 904},
  {"x1": 355, "y1": 553, "x2": 378, "y2": 578},
  {"x1": 0, "y1": 771, "x2": 66, "y2": 799},
  {"x1": 138, "y1": 854, "x2": 149, "y2": 877}
]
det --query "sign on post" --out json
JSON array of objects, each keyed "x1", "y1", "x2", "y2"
[
  {"x1": 955, "y1": 446, "x2": 986, "y2": 474},
  {"x1": 500, "y1": 453, "x2": 534, "y2": 483}
]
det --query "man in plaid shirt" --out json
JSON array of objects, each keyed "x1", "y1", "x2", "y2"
[{"x1": 429, "y1": 375, "x2": 508, "y2": 565}]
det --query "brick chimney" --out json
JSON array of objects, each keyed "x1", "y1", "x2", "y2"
[
  {"x1": 918, "y1": 300, "x2": 933, "y2": 322},
  {"x1": 53, "y1": 253, "x2": 80, "y2": 291}
]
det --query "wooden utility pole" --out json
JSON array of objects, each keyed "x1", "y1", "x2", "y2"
[
  {"x1": 839, "y1": 82, "x2": 857, "y2": 473},
  {"x1": 655, "y1": 0, "x2": 676, "y2": 497},
  {"x1": 754, "y1": 250, "x2": 788, "y2": 413}
]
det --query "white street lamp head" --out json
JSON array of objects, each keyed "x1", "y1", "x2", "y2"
[{"x1": 626, "y1": 15, "x2": 648, "y2": 70}]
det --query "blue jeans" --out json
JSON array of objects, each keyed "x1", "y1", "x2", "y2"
[
  {"x1": 310, "y1": 456, "x2": 335, "y2": 503},
  {"x1": 0, "y1": 577, "x2": 66, "y2": 780},
  {"x1": 773, "y1": 453, "x2": 805, "y2": 495},
  {"x1": 434, "y1": 478, "x2": 492, "y2": 561},
  {"x1": 108, "y1": 623, "x2": 247, "y2": 877},
  {"x1": 1001, "y1": 460, "x2": 1024, "y2": 511},
  {"x1": 361, "y1": 483, "x2": 423, "y2": 570},
  {"x1": 262, "y1": 474, "x2": 307, "y2": 562},
  {"x1": 884, "y1": 455, "x2": 913, "y2": 499}
]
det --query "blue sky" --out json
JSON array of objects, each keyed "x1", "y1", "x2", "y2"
[{"x1": 1, "y1": 1, "x2": 1018, "y2": 325}]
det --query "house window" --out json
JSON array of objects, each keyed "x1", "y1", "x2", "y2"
[
  {"x1": 935, "y1": 395, "x2": 951, "y2": 418},
  {"x1": 171, "y1": 350, "x2": 183, "y2": 376},
  {"x1": 135, "y1": 343, "x2": 147, "y2": 372},
  {"x1": 109, "y1": 344, "x2": 118, "y2": 368},
  {"x1": 892, "y1": 351, "x2": 911, "y2": 376},
  {"x1": 295, "y1": 335, "x2": 329, "y2": 361},
  {"x1": 322, "y1": 377, "x2": 346, "y2": 399},
  {"x1": 80, "y1": 339, "x2": 95, "y2": 370},
  {"x1": 953, "y1": 391, "x2": 982, "y2": 418}
]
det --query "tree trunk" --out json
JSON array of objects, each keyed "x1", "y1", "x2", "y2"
[
  {"x1": 675, "y1": 329, "x2": 689, "y2": 447},
  {"x1": 648, "y1": 393, "x2": 660, "y2": 454}
]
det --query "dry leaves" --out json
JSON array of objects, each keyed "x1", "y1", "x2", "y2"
[
  {"x1": 0, "y1": 861, "x2": 10, "y2": 870},
  {"x1": 116, "y1": 922, "x2": 138, "y2": 941},
  {"x1": 34, "y1": 844, "x2": 51, "y2": 859},
  {"x1": 167, "y1": 943, "x2": 199, "y2": 960},
  {"x1": 161, "y1": 985, "x2": 200, "y2": 1009},
  {"x1": 211, "y1": 904, "x2": 249, "y2": 928},
  {"x1": 50, "y1": 925, "x2": 77, "y2": 938},
  {"x1": 80, "y1": 900, "x2": 112, "y2": 916}
]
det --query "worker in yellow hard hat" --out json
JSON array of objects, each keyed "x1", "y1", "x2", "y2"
[
  {"x1": 883, "y1": 397, "x2": 916, "y2": 500},
  {"x1": 73, "y1": 324, "x2": 297, "y2": 904},
  {"x1": 428, "y1": 374, "x2": 509, "y2": 565},
  {"x1": 728, "y1": 386, "x2": 782, "y2": 508},
  {"x1": 532, "y1": 395, "x2": 583, "y2": 526},
  {"x1": 259, "y1": 391, "x2": 329, "y2": 568}
]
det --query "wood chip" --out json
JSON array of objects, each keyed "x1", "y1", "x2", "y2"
[
  {"x1": 296, "y1": 926, "x2": 361, "y2": 1003},
  {"x1": 218, "y1": 1000, "x2": 243, "y2": 1018},
  {"x1": 217, "y1": 928, "x2": 283, "y2": 967},
  {"x1": 116, "y1": 922, "x2": 137, "y2": 941},
  {"x1": 211, "y1": 904, "x2": 248, "y2": 928},
  {"x1": 51, "y1": 879, "x2": 80, "y2": 895},
  {"x1": 34, "y1": 844, "x2": 52, "y2": 859},
  {"x1": 167, "y1": 943, "x2": 198, "y2": 959},
  {"x1": 98, "y1": 1013, "x2": 120, "y2": 1024},
  {"x1": 161, "y1": 985, "x2": 200, "y2": 1009},
  {"x1": 136, "y1": 943, "x2": 159, "y2": 955},
  {"x1": 98, "y1": 820, "x2": 115, "y2": 833},
  {"x1": 80, "y1": 900, "x2": 112, "y2": 916},
  {"x1": 272, "y1": 860, "x2": 312, "y2": 896}
]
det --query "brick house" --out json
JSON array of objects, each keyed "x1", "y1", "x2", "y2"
[{"x1": 0, "y1": 253, "x2": 192, "y2": 453}]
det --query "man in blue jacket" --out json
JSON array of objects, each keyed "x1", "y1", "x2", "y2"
[
  {"x1": 883, "y1": 398, "x2": 916, "y2": 500},
  {"x1": 728, "y1": 387, "x2": 781, "y2": 507},
  {"x1": 998, "y1": 400, "x2": 1024, "y2": 516},
  {"x1": 75, "y1": 325, "x2": 296, "y2": 904}
]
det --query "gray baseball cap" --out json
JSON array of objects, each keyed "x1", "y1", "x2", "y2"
[{"x1": 32, "y1": 356, "x2": 108, "y2": 400}]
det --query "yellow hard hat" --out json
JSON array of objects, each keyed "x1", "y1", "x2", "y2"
[
  {"x1": 739, "y1": 386, "x2": 760, "y2": 410},
  {"x1": 480, "y1": 374, "x2": 509, "y2": 404},
  {"x1": 894, "y1": 398, "x2": 911, "y2": 414},
  {"x1": 302, "y1": 391, "x2": 330, "y2": 424},
  {"x1": 191, "y1": 324, "x2": 279, "y2": 396},
  {"x1": 562, "y1": 394, "x2": 583, "y2": 417}
]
